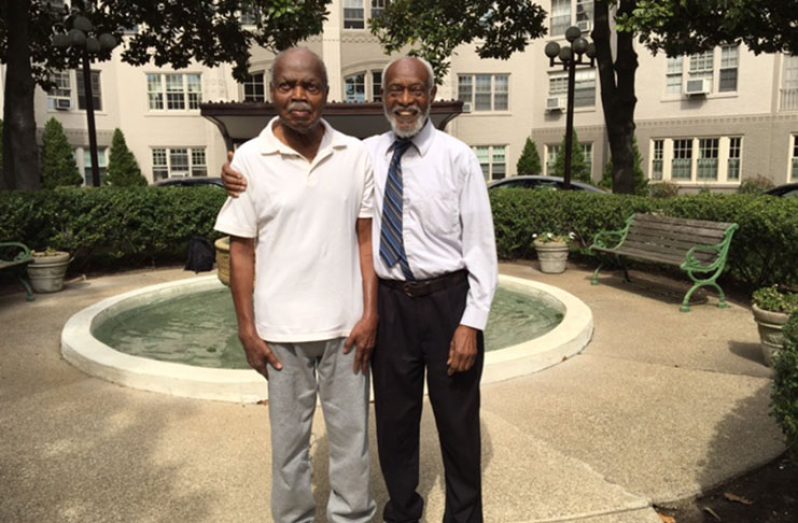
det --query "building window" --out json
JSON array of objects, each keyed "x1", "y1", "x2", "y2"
[
  {"x1": 651, "y1": 139, "x2": 664, "y2": 180},
  {"x1": 719, "y1": 45, "x2": 739, "y2": 92},
  {"x1": 243, "y1": 72, "x2": 266, "y2": 102},
  {"x1": 152, "y1": 147, "x2": 206, "y2": 180},
  {"x1": 457, "y1": 74, "x2": 509, "y2": 111},
  {"x1": 727, "y1": 137, "x2": 742, "y2": 181},
  {"x1": 672, "y1": 139, "x2": 693, "y2": 180},
  {"x1": 76, "y1": 147, "x2": 108, "y2": 185},
  {"x1": 147, "y1": 73, "x2": 202, "y2": 111},
  {"x1": 575, "y1": 0, "x2": 594, "y2": 30},
  {"x1": 371, "y1": 0, "x2": 387, "y2": 19},
  {"x1": 473, "y1": 145, "x2": 507, "y2": 181},
  {"x1": 792, "y1": 135, "x2": 798, "y2": 180},
  {"x1": 76, "y1": 70, "x2": 102, "y2": 111},
  {"x1": 239, "y1": 5, "x2": 260, "y2": 25},
  {"x1": 344, "y1": 0, "x2": 365, "y2": 29},
  {"x1": 47, "y1": 71, "x2": 72, "y2": 110},
  {"x1": 372, "y1": 71, "x2": 383, "y2": 102},
  {"x1": 781, "y1": 55, "x2": 798, "y2": 111},
  {"x1": 688, "y1": 50, "x2": 714, "y2": 92},
  {"x1": 581, "y1": 142, "x2": 593, "y2": 174},
  {"x1": 545, "y1": 144, "x2": 561, "y2": 176},
  {"x1": 549, "y1": 69, "x2": 596, "y2": 107},
  {"x1": 697, "y1": 138, "x2": 719, "y2": 180},
  {"x1": 550, "y1": 0, "x2": 571, "y2": 37},
  {"x1": 345, "y1": 72, "x2": 366, "y2": 102},
  {"x1": 666, "y1": 56, "x2": 683, "y2": 96}
]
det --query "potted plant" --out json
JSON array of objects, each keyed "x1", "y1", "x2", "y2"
[
  {"x1": 752, "y1": 285, "x2": 798, "y2": 366},
  {"x1": 27, "y1": 247, "x2": 71, "y2": 293},
  {"x1": 532, "y1": 232, "x2": 575, "y2": 274},
  {"x1": 215, "y1": 236, "x2": 231, "y2": 286}
]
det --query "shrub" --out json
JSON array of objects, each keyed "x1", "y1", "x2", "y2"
[
  {"x1": 752, "y1": 285, "x2": 798, "y2": 314},
  {"x1": 516, "y1": 138, "x2": 542, "y2": 175},
  {"x1": 598, "y1": 137, "x2": 648, "y2": 195},
  {"x1": 41, "y1": 118, "x2": 82, "y2": 189},
  {"x1": 550, "y1": 129, "x2": 591, "y2": 184},
  {"x1": 106, "y1": 129, "x2": 147, "y2": 187},
  {"x1": 771, "y1": 312, "x2": 798, "y2": 462},
  {"x1": 738, "y1": 174, "x2": 775, "y2": 194},
  {"x1": 0, "y1": 186, "x2": 227, "y2": 271}
]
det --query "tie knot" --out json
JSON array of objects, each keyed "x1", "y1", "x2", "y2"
[{"x1": 392, "y1": 139, "x2": 413, "y2": 157}]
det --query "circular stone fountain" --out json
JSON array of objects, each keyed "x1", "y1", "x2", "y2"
[{"x1": 61, "y1": 274, "x2": 593, "y2": 403}]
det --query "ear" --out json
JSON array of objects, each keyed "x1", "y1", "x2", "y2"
[{"x1": 430, "y1": 85, "x2": 437, "y2": 102}]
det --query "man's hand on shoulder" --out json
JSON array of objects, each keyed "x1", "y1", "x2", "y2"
[
  {"x1": 239, "y1": 327, "x2": 282, "y2": 379},
  {"x1": 448, "y1": 325, "x2": 479, "y2": 376},
  {"x1": 222, "y1": 151, "x2": 248, "y2": 198},
  {"x1": 344, "y1": 314, "x2": 378, "y2": 374}
]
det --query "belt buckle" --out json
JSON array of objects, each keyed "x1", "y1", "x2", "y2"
[{"x1": 402, "y1": 281, "x2": 418, "y2": 297}]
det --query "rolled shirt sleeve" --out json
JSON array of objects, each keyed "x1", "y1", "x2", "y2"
[{"x1": 214, "y1": 155, "x2": 258, "y2": 238}]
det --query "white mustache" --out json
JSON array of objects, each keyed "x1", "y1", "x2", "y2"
[{"x1": 288, "y1": 102, "x2": 312, "y2": 111}]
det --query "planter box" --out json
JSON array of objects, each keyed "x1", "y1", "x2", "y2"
[{"x1": 752, "y1": 304, "x2": 790, "y2": 366}]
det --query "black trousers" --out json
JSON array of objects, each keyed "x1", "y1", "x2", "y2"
[{"x1": 372, "y1": 276, "x2": 484, "y2": 523}]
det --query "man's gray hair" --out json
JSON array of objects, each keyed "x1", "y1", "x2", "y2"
[
  {"x1": 381, "y1": 56, "x2": 436, "y2": 89},
  {"x1": 269, "y1": 47, "x2": 329, "y2": 89}
]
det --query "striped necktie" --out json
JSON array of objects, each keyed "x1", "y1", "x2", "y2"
[{"x1": 379, "y1": 139, "x2": 415, "y2": 280}]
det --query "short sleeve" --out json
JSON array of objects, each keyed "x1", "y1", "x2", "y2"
[
  {"x1": 358, "y1": 150, "x2": 375, "y2": 218},
  {"x1": 214, "y1": 154, "x2": 258, "y2": 238}
]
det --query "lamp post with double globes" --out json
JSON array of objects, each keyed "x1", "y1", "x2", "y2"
[
  {"x1": 544, "y1": 26, "x2": 596, "y2": 189},
  {"x1": 52, "y1": 11, "x2": 117, "y2": 187}
]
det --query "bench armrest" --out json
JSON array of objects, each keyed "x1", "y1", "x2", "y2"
[
  {"x1": 590, "y1": 229, "x2": 625, "y2": 250},
  {"x1": 0, "y1": 241, "x2": 33, "y2": 264},
  {"x1": 682, "y1": 244, "x2": 723, "y2": 271}
]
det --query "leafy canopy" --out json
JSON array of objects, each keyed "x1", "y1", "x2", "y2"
[{"x1": 369, "y1": 0, "x2": 548, "y2": 81}]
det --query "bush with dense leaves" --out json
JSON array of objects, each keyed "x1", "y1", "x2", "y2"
[
  {"x1": 0, "y1": 186, "x2": 227, "y2": 271},
  {"x1": 772, "y1": 312, "x2": 798, "y2": 462},
  {"x1": 490, "y1": 190, "x2": 798, "y2": 289},
  {"x1": 41, "y1": 118, "x2": 82, "y2": 189},
  {"x1": 106, "y1": 129, "x2": 147, "y2": 187}
]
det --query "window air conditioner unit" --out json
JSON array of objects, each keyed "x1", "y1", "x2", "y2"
[
  {"x1": 576, "y1": 19, "x2": 592, "y2": 32},
  {"x1": 461, "y1": 101, "x2": 472, "y2": 113},
  {"x1": 171, "y1": 172, "x2": 188, "y2": 178},
  {"x1": 684, "y1": 78, "x2": 710, "y2": 96},
  {"x1": 55, "y1": 97, "x2": 71, "y2": 110},
  {"x1": 546, "y1": 96, "x2": 565, "y2": 112}
]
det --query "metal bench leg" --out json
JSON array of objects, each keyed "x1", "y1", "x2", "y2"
[
  {"x1": 18, "y1": 274, "x2": 34, "y2": 301},
  {"x1": 591, "y1": 262, "x2": 604, "y2": 285}
]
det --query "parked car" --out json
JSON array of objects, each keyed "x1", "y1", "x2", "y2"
[
  {"x1": 487, "y1": 175, "x2": 606, "y2": 193},
  {"x1": 153, "y1": 177, "x2": 225, "y2": 189},
  {"x1": 764, "y1": 182, "x2": 798, "y2": 198}
]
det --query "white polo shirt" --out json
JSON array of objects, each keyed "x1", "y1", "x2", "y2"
[{"x1": 214, "y1": 117, "x2": 374, "y2": 343}]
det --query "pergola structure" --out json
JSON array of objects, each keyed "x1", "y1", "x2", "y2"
[{"x1": 200, "y1": 100, "x2": 465, "y2": 149}]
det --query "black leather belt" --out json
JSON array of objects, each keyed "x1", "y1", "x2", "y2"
[{"x1": 379, "y1": 270, "x2": 468, "y2": 298}]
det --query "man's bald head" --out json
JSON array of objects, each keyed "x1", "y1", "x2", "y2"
[{"x1": 270, "y1": 47, "x2": 328, "y2": 91}]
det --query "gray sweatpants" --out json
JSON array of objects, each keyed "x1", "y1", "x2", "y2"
[{"x1": 267, "y1": 338, "x2": 375, "y2": 523}]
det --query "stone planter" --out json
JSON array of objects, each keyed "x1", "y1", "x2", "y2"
[
  {"x1": 27, "y1": 251, "x2": 71, "y2": 293},
  {"x1": 215, "y1": 237, "x2": 230, "y2": 286},
  {"x1": 752, "y1": 304, "x2": 790, "y2": 366},
  {"x1": 534, "y1": 241, "x2": 569, "y2": 274}
]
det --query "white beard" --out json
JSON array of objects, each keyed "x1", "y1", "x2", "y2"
[{"x1": 384, "y1": 104, "x2": 431, "y2": 138}]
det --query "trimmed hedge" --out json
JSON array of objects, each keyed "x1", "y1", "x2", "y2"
[
  {"x1": 2, "y1": 187, "x2": 797, "y2": 289},
  {"x1": 0, "y1": 187, "x2": 227, "y2": 271},
  {"x1": 490, "y1": 190, "x2": 798, "y2": 289}
]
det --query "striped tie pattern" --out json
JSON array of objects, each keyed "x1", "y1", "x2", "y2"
[{"x1": 379, "y1": 139, "x2": 415, "y2": 280}]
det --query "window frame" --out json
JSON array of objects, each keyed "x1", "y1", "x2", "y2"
[
  {"x1": 472, "y1": 145, "x2": 508, "y2": 181},
  {"x1": 457, "y1": 73, "x2": 510, "y2": 112},
  {"x1": 151, "y1": 146, "x2": 207, "y2": 180},
  {"x1": 147, "y1": 73, "x2": 203, "y2": 112}
]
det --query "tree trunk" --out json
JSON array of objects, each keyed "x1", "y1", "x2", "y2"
[
  {"x1": 593, "y1": 0, "x2": 638, "y2": 194},
  {"x1": 1, "y1": 0, "x2": 41, "y2": 191}
]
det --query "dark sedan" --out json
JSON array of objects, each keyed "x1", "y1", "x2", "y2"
[
  {"x1": 764, "y1": 183, "x2": 798, "y2": 198},
  {"x1": 153, "y1": 176, "x2": 225, "y2": 188},
  {"x1": 487, "y1": 175, "x2": 606, "y2": 193}
]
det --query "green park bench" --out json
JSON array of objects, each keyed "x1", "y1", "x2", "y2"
[
  {"x1": 589, "y1": 213, "x2": 739, "y2": 312},
  {"x1": 0, "y1": 242, "x2": 34, "y2": 301}
]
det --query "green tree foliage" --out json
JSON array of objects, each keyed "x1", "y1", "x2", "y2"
[
  {"x1": 599, "y1": 137, "x2": 647, "y2": 195},
  {"x1": 369, "y1": 0, "x2": 547, "y2": 80},
  {"x1": 106, "y1": 129, "x2": 146, "y2": 187},
  {"x1": 41, "y1": 118, "x2": 82, "y2": 189},
  {"x1": 772, "y1": 312, "x2": 798, "y2": 463},
  {"x1": 621, "y1": 0, "x2": 798, "y2": 57},
  {"x1": 516, "y1": 138, "x2": 542, "y2": 175},
  {"x1": 0, "y1": 0, "x2": 329, "y2": 190},
  {"x1": 551, "y1": 130, "x2": 591, "y2": 184}
]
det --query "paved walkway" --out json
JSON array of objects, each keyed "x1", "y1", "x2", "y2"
[{"x1": 0, "y1": 262, "x2": 785, "y2": 522}]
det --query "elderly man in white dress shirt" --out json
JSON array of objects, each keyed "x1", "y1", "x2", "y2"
[{"x1": 221, "y1": 55, "x2": 497, "y2": 523}]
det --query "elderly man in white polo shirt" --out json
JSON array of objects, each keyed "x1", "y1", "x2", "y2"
[{"x1": 214, "y1": 47, "x2": 377, "y2": 523}]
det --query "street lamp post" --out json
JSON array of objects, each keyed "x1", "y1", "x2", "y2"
[
  {"x1": 52, "y1": 11, "x2": 116, "y2": 187},
  {"x1": 544, "y1": 26, "x2": 596, "y2": 189}
]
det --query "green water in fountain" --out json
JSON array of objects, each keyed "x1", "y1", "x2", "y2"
[{"x1": 93, "y1": 287, "x2": 564, "y2": 369}]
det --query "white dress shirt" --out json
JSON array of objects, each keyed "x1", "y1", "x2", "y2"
[{"x1": 364, "y1": 120, "x2": 498, "y2": 330}]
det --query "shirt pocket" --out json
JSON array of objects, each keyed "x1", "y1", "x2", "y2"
[{"x1": 413, "y1": 190, "x2": 460, "y2": 236}]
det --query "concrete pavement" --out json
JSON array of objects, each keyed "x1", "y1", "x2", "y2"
[{"x1": 0, "y1": 262, "x2": 785, "y2": 522}]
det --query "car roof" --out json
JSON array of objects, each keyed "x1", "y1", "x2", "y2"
[
  {"x1": 487, "y1": 175, "x2": 606, "y2": 193},
  {"x1": 153, "y1": 177, "x2": 224, "y2": 187}
]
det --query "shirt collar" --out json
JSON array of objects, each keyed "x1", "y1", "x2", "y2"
[
  {"x1": 386, "y1": 118, "x2": 435, "y2": 157},
  {"x1": 258, "y1": 117, "x2": 346, "y2": 156}
]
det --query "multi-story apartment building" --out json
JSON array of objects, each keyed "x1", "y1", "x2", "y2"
[{"x1": 3, "y1": 0, "x2": 797, "y2": 191}]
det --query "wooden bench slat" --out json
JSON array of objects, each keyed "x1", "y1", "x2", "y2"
[
  {"x1": 633, "y1": 213, "x2": 734, "y2": 230},
  {"x1": 620, "y1": 240, "x2": 718, "y2": 262},
  {"x1": 624, "y1": 233, "x2": 723, "y2": 254},
  {"x1": 628, "y1": 221, "x2": 729, "y2": 241}
]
